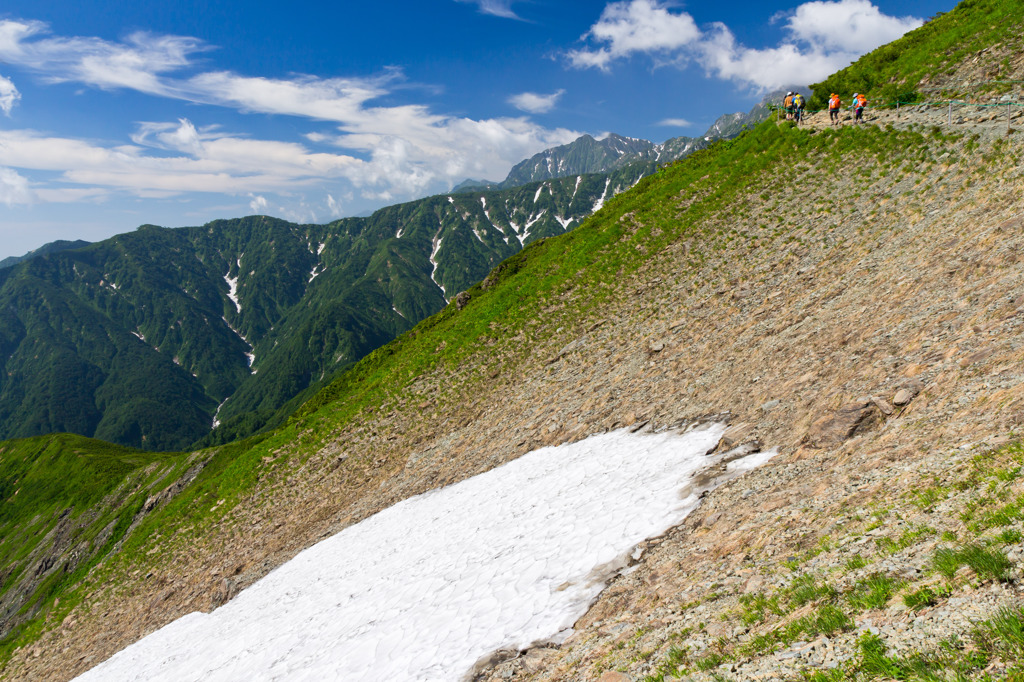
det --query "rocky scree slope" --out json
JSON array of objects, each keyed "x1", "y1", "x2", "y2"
[{"x1": 6, "y1": 103, "x2": 1024, "y2": 681}]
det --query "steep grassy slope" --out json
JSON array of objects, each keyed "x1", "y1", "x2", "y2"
[
  {"x1": 0, "y1": 436, "x2": 194, "y2": 644},
  {"x1": 3, "y1": 1, "x2": 1024, "y2": 677}
]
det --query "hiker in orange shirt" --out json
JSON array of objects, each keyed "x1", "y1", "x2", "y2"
[
  {"x1": 828, "y1": 93, "x2": 842, "y2": 125},
  {"x1": 784, "y1": 92, "x2": 794, "y2": 120}
]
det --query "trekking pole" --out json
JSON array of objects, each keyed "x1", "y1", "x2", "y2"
[
  {"x1": 1009, "y1": 102, "x2": 1013, "y2": 136},
  {"x1": 896, "y1": 101, "x2": 899, "y2": 120}
]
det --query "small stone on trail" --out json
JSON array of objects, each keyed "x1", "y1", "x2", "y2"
[
  {"x1": 893, "y1": 389, "x2": 914, "y2": 406},
  {"x1": 960, "y1": 347, "x2": 996, "y2": 366},
  {"x1": 720, "y1": 422, "x2": 755, "y2": 449},
  {"x1": 599, "y1": 673, "x2": 634, "y2": 682},
  {"x1": 870, "y1": 396, "x2": 894, "y2": 415},
  {"x1": 804, "y1": 398, "x2": 881, "y2": 448}
]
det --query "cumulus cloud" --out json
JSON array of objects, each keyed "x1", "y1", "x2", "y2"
[
  {"x1": 508, "y1": 89, "x2": 565, "y2": 114},
  {"x1": 326, "y1": 193, "x2": 343, "y2": 217},
  {"x1": 0, "y1": 124, "x2": 365, "y2": 197},
  {"x1": 783, "y1": 0, "x2": 923, "y2": 53},
  {"x1": 0, "y1": 167, "x2": 33, "y2": 206},
  {"x1": 0, "y1": 75, "x2": 20, "y2": 115},
  {"x1": 567, "y1": 0, "x2": 700, "y2": 70},
  {"x1": 569, "y1": 0, "x2": 923, "y2": 89},
  {"x1": 249, "y1": 195, "x2": 268, "y2": 214},
  {"x1": 454, "y1": 0, "x2": 522, "y2": 19},
  {"x1": 0, "y1": 20, "x2": 581, "y2": 207}
]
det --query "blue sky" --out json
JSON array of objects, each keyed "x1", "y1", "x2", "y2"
[{"x1": 0, "y1": 0, "x2": 953, "y2": 258}]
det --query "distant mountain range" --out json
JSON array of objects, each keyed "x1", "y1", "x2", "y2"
[
  {"x1": 0, "y1": 165, "x2": 650, "y2": 451},
  {"x1": 0, "y1": 90, "x2": 789, "y2": 451},
  {"x1": 452, "y1": 90, "x2": 790, "y2": 193}
]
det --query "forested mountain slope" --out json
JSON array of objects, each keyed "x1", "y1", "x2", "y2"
[
  {"x1": 3, "y1": 0, "x2": 1024, "y2": 679},
  {"x1": 0, "y1": 165, "x2": 645, "y2": 451},
  {"x1": 0, "y1": 241, "x2": 90, "y2": 271}
]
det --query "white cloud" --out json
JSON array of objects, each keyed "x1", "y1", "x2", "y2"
[
  {"x1": 696, "y1": 24, "x2": 856, "y2": 90},
  {"x1": 179, "y1": 71, "x2": 391, "y2": 122},
  {"x1": 0, "y1": 21, "x2": 581, "y2": 206},
  {"x1": 0, "y1": 124, "x2": 365, "y2": 197},
  {"x1": 454, "y1": 0, "x2": 521, "y2": 19},
  {"x1": 131, "y1": 118, "x2": 206, "y2": 156},
  {"x1": 656, "y1": 118, "x2": 692, "y2": 127},
  {"x1": 0, "y1": 167, "x2": 33, "y2": 206},
  {"x1": 0, "y1": 20, "x2": 203, "y2": 95},
  {"x1": 508, "y1": 89, "x2": 565, "y2": 114},
  {"x1": 33, "y1": 186, "x2": 108, "y2": 203},
  {"x1": 784, "y1": 0, "x2": 923, "y2": 53},
  {"x1": 569, "y1": 0, "x2": 923, "y2": 90},
  {"x1": 249, "y1": 195, "x2": 268, "y2": 214},
  {"x1": 568, "y1": 0, "x2": 700, "y2": 70},
  {"x1": 0, "y1": 75, "x2": 20, "y2": 115},
  {"x1": 326, "y1": 193, "x2": 343, "y2": 217}
]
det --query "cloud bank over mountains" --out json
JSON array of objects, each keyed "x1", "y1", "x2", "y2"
[
  {"x1": 0, "y1": 0, "x2": 927, "y2": 249},
  {"x1": 568, "y1": 0, "x2": 923, "y2": 90},
  {"x1": 0, "y1": 19, "x2": 578, "y2": 216}
]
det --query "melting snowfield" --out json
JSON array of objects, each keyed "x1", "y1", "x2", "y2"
[{"x1": 76, "y1": 424, "x2": 775, "y2": 682}]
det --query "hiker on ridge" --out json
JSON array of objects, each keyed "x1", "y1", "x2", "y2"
[
  {"x1": 792, "y1": 92, "x2": 806, "y2": 124},
  {"x1": 828, "y1": 93, "x2": 842, "y2": 125},
  {"x1": 853, "y1": 92, "x2": 867, "y2": 124},
  {"x1": 784, "y1": 92, "x2": 794, "y2": 120}
]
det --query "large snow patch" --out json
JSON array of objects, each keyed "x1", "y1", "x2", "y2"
[{"x1": 76, "y1": 423, "x2": 773, "y2": 681}]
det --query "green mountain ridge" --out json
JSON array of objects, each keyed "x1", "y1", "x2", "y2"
[
  {"x1": 0, "y1": 166, "x2": 648, "y2": 451},
  {"x1": 0, "y1": 241, "x2": 91, "y2": 271}
]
